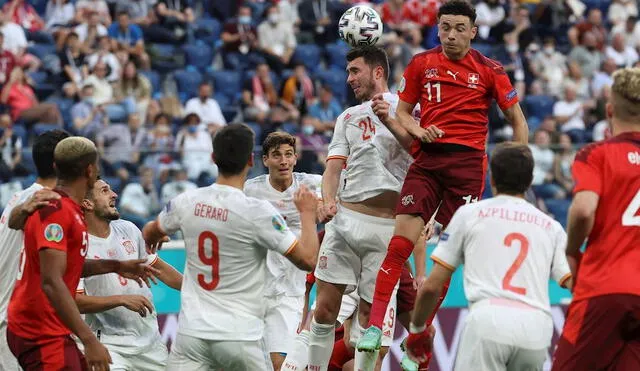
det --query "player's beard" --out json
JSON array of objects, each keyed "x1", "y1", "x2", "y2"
[
  {"x1": 358, "y1": 76, "x2": 377, "y2": 102},
  {"x1": 98, "y1": 207, "x2": 120, "y2": 221}
]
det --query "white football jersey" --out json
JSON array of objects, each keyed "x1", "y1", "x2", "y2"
[
  {"x1": 244, "y1": 172, "x2": 321, "y2": 297},
  {"x1": 158, "y1": 184, "x2": 298, "y2": 341},
  {"x1": 78, "y1": 219, "x2": 160, "y2": 354},
  {"x1": 432, "y1": 195, "x2": 571, "y2": 314},
  {"x1": 0, "y1": 183, "x2": 43, "y2": 322},
  {"x1": 327, "y1": 92, "x2": 414, "y2": 203}
]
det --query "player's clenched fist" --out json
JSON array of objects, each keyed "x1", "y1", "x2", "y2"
[
  {"x1": 406, "y1": 324, "x2": 436, "y2": 364},
  {"x1": 408, "y1": 124, "x2": 444, "y2": 143},
  {"x1": 294, "y1": 185, "x2": 317, "y2": 214},
  {"x1": 317, "y1": 201, "x2": 337, "y2": 223},
  {"x1": 372, "y1": 93, "x2": 391, "y2": 123},
  {"x1": 83, "y1": 337, "x2": 112, "y2": 371}
]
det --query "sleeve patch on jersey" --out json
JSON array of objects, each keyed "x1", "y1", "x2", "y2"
[
  {"x1": 398, "y1": 77, "x2": 406, "y2": 93},
  {"x1": 506, "y1": 89, "x2": 518, "y2": 101},
  {"x1": 272, "y1": 215, "x2": 287, "y2": 232},
  {"x1": 440, "y1": 232, "x2": 450, "y2": 241},
  {"x1": 44, "y1": 223, "x2": 64, "y2": 242}
]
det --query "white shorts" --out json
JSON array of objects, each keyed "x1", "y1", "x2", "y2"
[
  {"x1": 314, "y1": 206, "x2": 395, "y2": 302},
  {"x1": 0, "y1": 321, "x2": 19, "y2": 371},
  {"x1": 107, "y1": 340, "x2": 168, "y2": 371},
  {"x1": 166, "y1": 333, "x2": 274, "y2": 371},
  {"x1": 264, "y1": 295, "x2": 304, "y2": 354},
  {"x1": 454, "y1": 299, "x2": 552, "y2": 371}
]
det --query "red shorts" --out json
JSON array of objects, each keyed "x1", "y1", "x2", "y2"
[
  {"x1": 397, "y1": 264, "x2": 417, "y2": 314},
  {"x1": 553, "y1": 294, "x2": 640, "y2": 371},
  {"x1": 7, "y1": 330, "x2": 87, "y2": 371},
  {"x1": 396, "y1": 144, "x2": 487, "y2": 228}
]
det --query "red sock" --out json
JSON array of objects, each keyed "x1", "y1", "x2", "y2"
[
  {"x1": 369, "y1": 235, "x2": 415, "y2": 328},
  {"x1": 328, "y1": 338, "x2": 354, "y2": 371}
]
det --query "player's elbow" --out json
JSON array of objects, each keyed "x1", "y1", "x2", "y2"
[
  {"x1": 41, "y1": 275, "x2": 60, "y2": 301},
  {"x1": 299, "y1": 253, "x2": 317, "y2": 272}
]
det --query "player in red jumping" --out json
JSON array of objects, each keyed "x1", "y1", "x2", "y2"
[
  {"x1": 7, "y1": 137, "x2": 154, "y2": 371},
  {"x1": 358, "y1": 0, "x2": 529, "y2": 366},
  {"x1": 552, "y1": 68, "x2": 640, "y2": 370}
]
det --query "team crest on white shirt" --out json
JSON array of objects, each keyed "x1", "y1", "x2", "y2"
[
  {"x1": 107, "y1": 248, "x2": 117, "y2": 258},
  {"x1": 122, "y1": 239, "x2": 135, "y2": 255}
]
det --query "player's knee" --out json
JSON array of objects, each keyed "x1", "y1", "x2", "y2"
[
  {"x1": 313, "y1": 304, "x2": 340, "y2": 325},
  {"x1": 393, "y1": 214, "x2": 425, "y2": 243}
]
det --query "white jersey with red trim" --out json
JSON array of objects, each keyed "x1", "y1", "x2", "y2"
[
  {"x1": 244, "y1": 172, "x2": 321, "y2": 297},
  {"x1": 157, "y1": 184, "x2": 298, "y2": 341},
  {"x1": 327, "y1": 92, "x2": 414, "y2": 203},
  {"x1": 431, "y1": 195, "x2": 571, "y2": 315},
  {"x1": 77, "y1": 219, "x2": 160, "y2": 354}
]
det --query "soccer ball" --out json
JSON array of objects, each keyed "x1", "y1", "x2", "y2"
[{"x1": 338, "y1": 5, "x2": 383, "y2": 47}]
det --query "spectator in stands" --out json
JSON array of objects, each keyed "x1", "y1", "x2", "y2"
[
  {"x1": 400, "y1": 0, "x2": 440, "y2": 29},
  {"x1": 96, "y1": 119, "x2": 139, "y2": 181},
  {"x1": 258, "y1": 5, "x2": 296, "y2": 75},
  {"x1": 591, "y1": 57, "x2": 616, "y2": 98},
  {"x1": 531, "y1": 0, "x2": 575, "y2": 39},
  {"x1": 0, "y1": 67, "x2": 62, "y2": 127},
  {"x1": 58, "y1": 32, "x2": 87, "y2": 89},
  {"x1": 474, "y1": 0, "x2": 505, "y2": 41},
  {"x1": 127, "y1": 112, "x2": 145, "y2": 165},
  {"x1": 0, "y1": 10, "x2": 40, "y2": 72},
  {"x1": 242, "y1": 62, "x2": 278, "y2": 123},
  {"x1": 608, "y1": 0, "x2": 637, "y2": 27},
  {"x1": 553, "y1": 133, "x2": 576, "y2": 196},
  {"x1": 86, "y1": 35, "x2": 121, "y2": 82},
  {"x1": 151, "y1": 0, "x2": 195, "y2": 43},
  {"x1": 161, "y1": 167, "x2": 197, "y2": 205},
  {"x1": 492, "y1": 5, "x2": 536, "y2": 52},
  {"x1": 496, "y1": 38, "x2": 526, "y2": 95},
  {"x1": 184, "y1": 81, "x2": 227, "y2": 131},
  {"x1": 71, "y1": 83, "x2": 108, "y2": 140},
  {"x1": 74, "y1": 10, "x2": 108, "y2": 53},
  {"x1": 84, "y1": 60, "x2": 137, "y2": 123},
  {"x1": 141, "y1": 113, "x2": 177, "y2": 179},
  {"x1": 606, "y1": 33, "x2": 639, "y2": 68},
  {"x1": 44, "y1": 0, "x2": 75, "y2": 32},
  {"x1": 2, "y1": 0, "x2": 45, "y2": 35},
  {"x1": 119, "y1": 166, "x2": 160, "y2": 229},
  {"x1": 569, "y1": 8, "x2": 606, "y2": 50},
  {"x1": 281, "y1": 62, "x2": 314, "y2": 116},
  {"x1": 0, "y1": 32, "x2": 16, "y2": 85},
  {"x1": 0, "y1": 113, "x2": 27, "y2": 182},
  {"x1": 568, "y1": 31, "x2": 604, "y2": 79},
  {"x1": 75, "y1": 0, "x2": 110, "y2": 26},
  {"x1": 612, "y1": 16, "x2": 640, "y2": 49},
  {"x1": 108, "y1": 11, "x2": 150, "y2": 70},
  {"x1": 175, "y1": 112, "x2": 217, "y2": 182},
  {"x1": 565, "y1": 61, "x2": 591, "y2": 101},
  {"x1": 553, "y1": 83, "x2": 587, "y2": 143},
  {"x1": 530, "y1": 129, "x2": 566, "y2": 200},
  {"x1": 221, "y1": 5, "x2": 260, "y2": 71},
  {"x1": 278, "y1": 0, "x2": 301, "y2": 31},
  {"x1": 298, "y1": 0, "x2": 339, "y2": 45},
  {"x1": 308, "y1": 84, "x2": 341, "y2": 135},
  {"x1": 531, "y1": 37, "x2": 567, "y2": 97},
  {"x1": 297, "y1": 115, "x2": 327, "y2": 173},
  {"x1": 267, "y1": 104, "x2": 299, "y2": 135},
  {"x1": 114, "y1": 60, "x2": 152, "y2": 119},
  {"x1": 381, "y1": 0, "x2": 407, "y2": 33}
]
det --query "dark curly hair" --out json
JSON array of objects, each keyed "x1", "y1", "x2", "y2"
[{"x1": 437, "y1": 0, "x2": 477, "y2": 24}]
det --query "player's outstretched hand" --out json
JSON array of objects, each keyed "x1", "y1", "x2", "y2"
[
  {"x1": 406, "y1": 325, "x2": 436, "y2": 364},
  {"x1": 24, "y1": 189, "x2": 61, "y2": 214},
  {"x1": 372, "y1": 93, "x2": 391, "y2": 124},
  {"x1": 408, "y1": 124, "x2": 444, "y2": 143},
  {"x1": 117, "y1": 259, "x2": 161, "y2": 288},
  {"x1": 294, "y1": 185, "x2": 318, "y2": 215},
  {"x1": 84, "y1": 337, "x2": 112, "y2": 371},
  {"x1": 146, "y1": 235, "x2": 170, "y2": 254},
  {"x1": 119, "y1": 294, "x2": 154, "y2": 317}
]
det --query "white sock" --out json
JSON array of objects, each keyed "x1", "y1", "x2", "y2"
[
  {"x1": 281, "y1": 330, "x2": 310, "y2": 371},
  {"x1": 351, "y1": 315, "x2": 379, "y2": 371},
  {"x1": 308, "y1": 317, "x2": 335, "y2": 371}
]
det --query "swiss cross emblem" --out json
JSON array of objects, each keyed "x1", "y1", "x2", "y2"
[{"x1": 468, "y1": 73, "x2": 480, "y2": 84}]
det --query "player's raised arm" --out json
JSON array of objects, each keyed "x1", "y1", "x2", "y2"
[
  {"x1": 81, "y1": 258, "x2": 158, "y2": 288},
  {"x1": 372, "y1": 94, "x2": 414, "y2": 152},
  {"x1": 7, "y1": 189, "x2": 61, "y2": 230}
]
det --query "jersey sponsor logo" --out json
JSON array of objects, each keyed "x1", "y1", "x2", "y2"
[
  {"x1": 425, "y1": 68, "x2": 438, "y2": 79},
  {"x1": 440, "y1": 232, "x2": 450, "y2": 241},
  {"x1": 446, "y1": 70, "x2": 459, "y2": 81},
  {"x1": 398, "y1": 77, "x2": 406, "y2": 93},
  {"x1": 44, "y1": 223, "x2": 64, "y2": 242},
  {"x1": 401, "y1": 194, "x2": 415, "y2": 206},
  {"x1": 122, "y1": 239, "x2": 135, "y2": 255},
  {"x1": 272, "y1": 215, "x2": 287, "y2": 232},
  {"x1": 467, "y1": 73, "x2": 480, "y2": 84},
  {"x1": 319, "y1": 255, "x2": 328, "y2": 269},
  {"x1": 506, "y1": 89, "x2": 518, "y2": 101}
]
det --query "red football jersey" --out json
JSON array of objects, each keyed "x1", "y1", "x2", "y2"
[
  {"x1": 571, "y1": 132, "x2": 640, "y2": 301},
  {"x1": 398, "y1": 46, "x2": 518, "y2": 151},
  {"x1": 8, "y1": 190, "x2": 88, "y2": 339},
  {"x1": 0, "y1": 50, "x2": 15, "y2": 84}
]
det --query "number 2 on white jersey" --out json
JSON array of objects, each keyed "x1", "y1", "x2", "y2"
[
  {"x1": 198, "y1": 231, "x2": 220, "y2": 290},
  {"x1": 622, "y1": 189, "x2": 640, "y2": 226},
  {"x1": 502, "y1": 233, "x2": 529, "y2": 295}
]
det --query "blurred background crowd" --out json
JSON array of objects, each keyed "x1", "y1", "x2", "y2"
[{"x1": 0, "y1": 0, "x2": 636, "y2": 229}]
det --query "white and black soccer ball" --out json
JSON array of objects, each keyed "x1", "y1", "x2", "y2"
[{"x1": 338, "y1": 5, "x2": 383, "y2": 47}]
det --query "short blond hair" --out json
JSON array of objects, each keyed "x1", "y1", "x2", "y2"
[
  {"x1": 54, "y1": 137, "x2": 98, "y2": 180},
  {"x1": 611, "y1": 68, "x2": 640, "y2": 121}
]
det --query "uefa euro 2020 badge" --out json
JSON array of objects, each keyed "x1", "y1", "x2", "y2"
[
  {"x1": 44, "y1": 223, "x2": 64, "y2": 243},
  {"x1": 272, "y1": 215, "x2": 287, "y2": 232}
]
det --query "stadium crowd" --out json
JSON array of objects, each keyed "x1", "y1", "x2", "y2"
[{"x1": 0, "y1": 0, "x2": 637, "y2": 229}]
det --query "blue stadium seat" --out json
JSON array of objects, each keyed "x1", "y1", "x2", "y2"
[
  {"x1": 26, "y1": 43, "x2": 56, "y2": 60},
  {"x1": 315, "y1": 68, "x2": 348, "y2": 104},
  {"x1": 149, "y1": 44, "x2": 184, "y2": 74},
  {"x1": 210, "y1": 70, "x2": 243, "y2": 103},
  {"x1": 32, "y1": 123, "x2": 61, "y2": 137},
  {"x1": 19, "y1": 174, "x2": 37, "y2": 189},
  {"x1": 140, "y1": 70, "x2": 161, "y2": 95},
  {"x1": 182, "y1": 43, "x2": 214, "y2": 72},
  {"x1": 221, "y1": 107, "x2": 238, "y2": 123},
  {"x1": 173, "y1": 69, "x2": 203, "y2": 102},
  {"x1": 473, "y1": 43, "x2": 496, "y2": 58},
  {"x1": 19, "y1": 149, "x2": 35, "y2": 174},
  {"x1": 213, "y1": 93, "x2": 230, "y2": 107},
  {"x1": 545, "y1": 199, "x2": 571, "y2": 228},
  {"x1": 46, "y1": 97, "x2": 74, "y2": 132},
  {"x1": 523, "y1": 95, "x2": 556, "y2": 121},
  {"x1": 292, "y1": 44, "x2": 322, "y2": 73},
  {"x1": 12, "y1": 124, "x2": 28, "y2": 145},
  {"x1": 195, "y1": 17, "x2": 222, "y2": 44},
  {"x1": 325, "y1": 42, "x2": 350, "y2": 71},
  {"x1": 242, "y1": 70, "x2": 281, "y2": 92}
]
